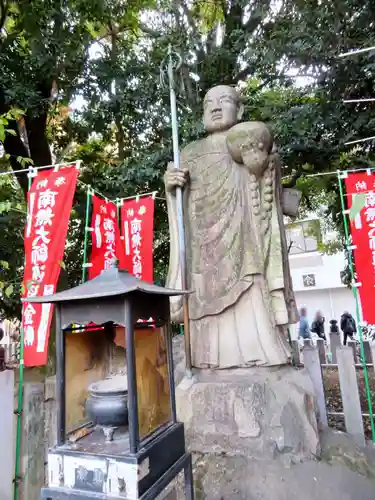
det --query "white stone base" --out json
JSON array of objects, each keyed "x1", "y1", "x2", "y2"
[
  {"x1": 48, "y1": 452, "x2": 141, "y2": 499},
  {"x1": 176, "y1": 367, "x2": 320, "y2": 462}
]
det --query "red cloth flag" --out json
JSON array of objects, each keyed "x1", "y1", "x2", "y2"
[
  {"x1": 88, "y1": 195, "x2": 126, "y2": 279},
  {"x1": 345, "y1": 172, "x2": 375, "y2": 324},
  {"x1": 22, "y1": 165, "x2": 78, "y2": 366},
  {"x1": 121, "y1": 196, "x2": 155, "y2": 282}
]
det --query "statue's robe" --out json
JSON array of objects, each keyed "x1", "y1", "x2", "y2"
[{"x1": 165, "y1": 128, "x2": 298, "y2": 368}]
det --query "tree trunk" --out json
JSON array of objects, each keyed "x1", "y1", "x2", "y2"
[
  {"x1": 25, "y1": 111, "x2": 52, "y2": 167},
  {"x1": 0, "y1": 84, "x2": 52, "y2": 197}
]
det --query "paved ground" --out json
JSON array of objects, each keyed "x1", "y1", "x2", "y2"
[
  {"x1": 169, "y1": 429, "x2": 375, "y2": 499},
  {"x1": 188, "y1": 455, "x2": 375, "y2": 499}
]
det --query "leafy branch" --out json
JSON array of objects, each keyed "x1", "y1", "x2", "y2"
[
  {"x1": 0, "y1": 201, "x2": 26, "y2": 214},
  {"x1": 0, "y1": 108, "x2": 25, "y2": 143}
]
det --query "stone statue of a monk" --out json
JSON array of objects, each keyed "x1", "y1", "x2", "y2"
[{"x1": 164, "y1": 85, "x2": 298, "y2": 369}]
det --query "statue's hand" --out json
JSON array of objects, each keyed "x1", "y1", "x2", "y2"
[
  {"x1": 170, "y1": 299, "x2": 183, "y2": 323},
  {"x1": 164, "y1": 168, "x2": 189, "y2": 193}
]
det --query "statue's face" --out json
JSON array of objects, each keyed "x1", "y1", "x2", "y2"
[{"x1": 203, "y1": 86, "x2": 241, "y2": 133}]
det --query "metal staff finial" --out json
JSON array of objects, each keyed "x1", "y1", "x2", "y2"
[
  {"x1": 160, "y1": 46, "x2": 193, "y2": 378},
  {"x1": 160, "y1": 45, "x2": 182, "y2": 93}
]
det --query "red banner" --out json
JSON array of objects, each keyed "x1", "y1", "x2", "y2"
[
  {"x1": 22, "y1": 166, "x2": 78, "y2": 366},
  {"x1": 345, "y1": 172, "x2": 375, "y2": 323},
  {"x1": 88, "y1": 195, "x2": 126, "y2": 279},
  {"x1": 121, "y1": 196, "x2": 155, "y2": 282}
]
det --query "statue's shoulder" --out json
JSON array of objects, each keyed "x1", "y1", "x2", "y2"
[{"x1": 180, "y1": 137, "x2": 209, "y2": 161}]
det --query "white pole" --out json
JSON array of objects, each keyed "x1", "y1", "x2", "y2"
[
  {"x1": 343, "y1": 98, "x2": 375, "y2": 103},
  {"x1": 164, "y1": 45, "x2": 193, "y2": 377},
  {"x1": 345, "y1": 135, "x2": 375, "y2": 145},
  {"x1": 328, "y1": 289, "x2": 334, "y2": 321},
  {"x1": 339, "y1": 46, "x2": 375, "y2": 58}
]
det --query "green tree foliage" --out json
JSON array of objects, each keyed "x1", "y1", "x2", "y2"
[
  {"x1": 1, "y1": 0, "x2": 375, "y2": 317},
  {"x1": 0, "y1": 169, "x2": 26, "y2": 318}
]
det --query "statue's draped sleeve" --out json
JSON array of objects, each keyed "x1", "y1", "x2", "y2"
[{"x1": 264, "y1": 149, "x2": 299, "y2": 325}]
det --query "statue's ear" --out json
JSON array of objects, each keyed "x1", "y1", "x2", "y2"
[{"x1": 237, "y1": 103, "x2": 244, "y2": 121}]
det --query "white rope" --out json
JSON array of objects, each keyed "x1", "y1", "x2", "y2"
[
  {"x1": 1, "y1": 157, "x2": 373, "y2": 187},
  {"x1": 282, "y1": 166, "x2": 375, "y2": 180},
  {"x1": 118, "y1": 191, "x2": 164, "y2": 201},
  {"x1": 0, "y1": 160, "x2": 79, "y2": 177},
  {"x1": 0, "y1": 166, "x2": 167, "y2": 202}
]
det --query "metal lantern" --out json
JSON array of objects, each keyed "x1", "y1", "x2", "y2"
[{"x1": 24, "y1": 266, "x2": 194, "y2": 500}]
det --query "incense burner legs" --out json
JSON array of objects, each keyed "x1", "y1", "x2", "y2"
[{"x1": 101, "y1": 425, "x2": 118, "y2": 442}]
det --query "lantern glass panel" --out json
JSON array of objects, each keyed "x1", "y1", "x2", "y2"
[
  {"x1": 112, "y1": 322, "x2": 173, "y2": 441},
  {"x1": 64, "y1": 324, "x2": 113, "y2": 433},
  {"x1": 135, "y1": 325, "x2": 172, "y2": 439}
]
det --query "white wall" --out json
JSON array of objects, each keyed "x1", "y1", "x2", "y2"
[
  {"x1": 289, "y1": 252, "x2": 347, "y2": 291},
  {"x1": 330, "y1": 288, "x2": 357, "y2": 320}
]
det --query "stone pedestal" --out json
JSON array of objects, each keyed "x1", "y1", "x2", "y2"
[
  {"x1": 176, "y1": 367, "x2": 320, "y2": 462},
  {"x1": 20, "y1": 383, "x2": 45, "y2": 500}
]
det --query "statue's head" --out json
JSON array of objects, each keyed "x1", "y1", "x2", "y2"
[{"x1": 203, "y1": 85, "x2": 243, "y2": 133}]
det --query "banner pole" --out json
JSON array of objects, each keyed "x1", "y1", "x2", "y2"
[
  {"x1": 13, "y1": 325, "x2": 24, "y2": 500},
  {"x1": 337, "y1": 171, "x2": 375, "y2": 442},
  {"x1": 82, "y1": 185, "x2": 92, "y2": 283},
  {"x1": 14, "y1": 167, "x2": 35, "y2": 500}
]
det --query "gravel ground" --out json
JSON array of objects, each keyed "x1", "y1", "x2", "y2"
[{"x1": 323, "y1": 367, "x2": 375, "y2": 439}]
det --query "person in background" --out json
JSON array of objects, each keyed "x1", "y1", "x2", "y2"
[
  {"x1": 298, "y1": 307, "x2": 310, "y2": 340},
  {"x1": 340, "y1": 311, "x2": 357, "y2": 346},
  {"x1": 329, "y1": 319, "x2": 339, "y2": 335},
  {"x1": 311, "y1": 311, "x2": 326, "y2": 340}
]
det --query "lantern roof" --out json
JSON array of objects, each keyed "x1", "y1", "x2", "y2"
[{"x1": 22, "y1": 266, "x2": 188, "y2": 304}]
